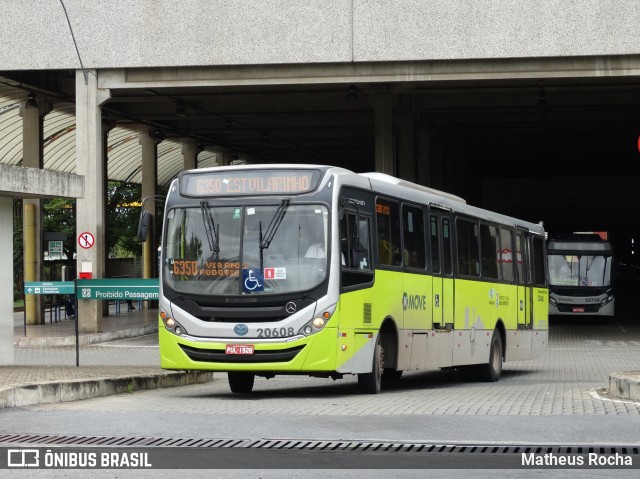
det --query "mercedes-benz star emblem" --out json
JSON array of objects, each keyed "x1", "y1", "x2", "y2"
[
  {"x1": 285, "y1": 301, "x2": 297, "y2": 314},
  {"x1": 233, "y1": 324, "x2": 248, "y2": 336}
]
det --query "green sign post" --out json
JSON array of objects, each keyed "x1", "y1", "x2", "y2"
[
  {"x1": 75, "y1": 278, "x2": 159, "y2": 301},
  {"x1": 22, "y1": 279, "x2": 160, "y2": 368},
  {"x1": 24, "y1": 281, "x2": 75, "y2": 295}
]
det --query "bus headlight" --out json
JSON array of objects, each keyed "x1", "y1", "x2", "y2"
[
  {"x1": 601, "y1": 295, "x2": 614, "y2": 306},
  {"x1": 160, "y1": 308, "x2": 186, "y2": 336},
  {"x1": 298, "y1": 304, "x2": 336, "y2": 336},
  {"x1": 312, "y1": 317, "x2": 326, "y2": 329},
  {"x1": 549, "y1": 297, "x2": 557, "y2": 306}
]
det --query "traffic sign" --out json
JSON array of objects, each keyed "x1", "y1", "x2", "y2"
[
  {"x1": 24, "y1": 281, "x2": 75, "y2": 295},
  {"x1": 48, "y1": 240, "x2": 63, "y2": 257},
  {"x1": 76, "y1": 278, "x2": 159, "y2": 301},
  {"x1": 78, "y1": 232, "x2": 95, "y2": 249}
]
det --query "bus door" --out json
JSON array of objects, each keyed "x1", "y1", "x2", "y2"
[
  {"x1": 515, "y1": 231, "x2": 532, "y2": 329},
  {"x1": 430, "y1": 212, "x2": 454, "y2": 328}
]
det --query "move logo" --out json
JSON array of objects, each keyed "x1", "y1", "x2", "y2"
[{"x1": 402, "y1": 292, "x2": 427, "y2": 311}]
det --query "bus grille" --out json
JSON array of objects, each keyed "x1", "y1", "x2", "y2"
[{"x1": 179, "y1": 344, "x2": 305, "y2": 363}]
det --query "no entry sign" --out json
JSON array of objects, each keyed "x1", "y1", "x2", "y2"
[{"x1": 78, "y1": 231, "x2": 95, "y2": 249}]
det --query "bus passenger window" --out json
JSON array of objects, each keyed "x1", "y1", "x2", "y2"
[
  {"x1": 376, "y1": 199, "x2": 401, "y2": 267},
  {"x1": 532, "y1": 236, "x2": 546, "y2": 286},
  {"x1": 341, "y1": 213, "x2": 371, "y2": 271},
  {"x1": 403, "y1": 205, "x2": 426, "y2": 269},
  {"x1": 515, "y1": 233, "x2": 525, "y2": 285},
  {"x1": 499, "y1": 227, "x2": 514, "y2": 282},
  {"x1": 480, "y1": 223, "x2": 499, "y2": 280},
  {"x1": 430, "y1": 216, "x2": 440, "y2": 273},
  {"x1": 457, "y1": 218, "x2": 480, "y2": 276},
  {"x1": 442, "y1": 218, "x2": 453, "y2": 275}
]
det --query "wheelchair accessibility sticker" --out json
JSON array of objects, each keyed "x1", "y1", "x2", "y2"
[{"x1": 242, "y1": 269, "x2": 264, "y2": 292}]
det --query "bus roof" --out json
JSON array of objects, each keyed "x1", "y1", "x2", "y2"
[
  {"x1": 351, "y1": 170, "x2": 545, "y2": 236},
  {"x1": 177, "y1": 164, "x2": 545, "y2": 236}
]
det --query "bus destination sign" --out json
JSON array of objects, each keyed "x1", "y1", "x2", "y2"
[{"x1": 181, "y1": 169, "x2": 320, "y2": 196}]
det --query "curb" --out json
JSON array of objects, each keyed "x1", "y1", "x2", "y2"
[
  {"x1": 0, "y1": 371, "x2": 213, "y2": 408},
  {"x1": 13, "y1": 325, "x2": 158, "y2": 347},
  {"x1": 608, "y1": 371, "x2": 640, "y2": 401}
]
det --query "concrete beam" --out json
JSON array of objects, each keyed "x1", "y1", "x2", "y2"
[
  {"x1": 0, "y1": 164, "x2": 84, "y2": 199},
  {"x1": 100, "y1": 55, "x2": 640, "y2": 90}
]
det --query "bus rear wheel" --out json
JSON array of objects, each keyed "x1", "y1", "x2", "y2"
[
  {"x1": 228, "y1": 372, "x2": 255, "y2": 393},
  {"x1": 358, "y1": 338, "x2": 383, "y2": 394},
  {"x1": 475, "y1": 329, "x2": 503, "y2": 382}
]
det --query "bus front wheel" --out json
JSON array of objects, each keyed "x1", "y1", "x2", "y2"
[
  {"x1": 358, "y1": 338, "x2": 383, "y2": 394},
  {"x1": 475, "y1": 329, "x2": 503, "y2": 382},
  {"x1": 228, "y1": 372, "x2": 255, "y2": 393}
]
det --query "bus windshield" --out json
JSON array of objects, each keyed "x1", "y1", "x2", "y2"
[
  {"x1": 163, "y1": 202, "x2": 329, "y2": 296},
  {"x1": 548, "y1": 254, "x2": 612, "y2": 287}
]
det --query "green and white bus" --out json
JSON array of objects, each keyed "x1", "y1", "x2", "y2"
[
  {"x1": 547, "y1": 234, "x2": 614, "y2": 317},
  {"x1": 158, "y1": 164, "x2": 548, "y2": 394}
]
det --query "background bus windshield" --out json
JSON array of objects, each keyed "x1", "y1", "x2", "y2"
[
  {"x1": 164, "y1": 203, "x2": 329, "y2": 295},
  {"x1": 548, "y1": 254, "x2": 612, "y2": 287}
]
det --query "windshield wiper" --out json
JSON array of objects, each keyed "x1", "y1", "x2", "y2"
[
  {"x1": 259, "y1": 199, "x2": 290, "y2": 270},
  {"x1": 200, "y1": 201, "x2": 220, "y2": 259}
]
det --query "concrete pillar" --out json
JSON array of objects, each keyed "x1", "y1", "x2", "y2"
[
  {"x1": 76, "y1": 69, "x2": 110, "y2": 333},
  {"x1": 0, "y1": 196, "x2": 13, "y2": 365},
  {"x1": 374, "y1": 89, "x2": 395, "y2": 175},
  {"x1": 221, "y1": 149, "x2": 234, "y2": 166},
  {"x1": 102, "y1": 120, "x2": 116, "y2": 317},
  {"x1": 140, "y1": 131, "x2": 161, "y2": 282},
  {"x1": 20, "y1": 97, "x2": 50, "y2": 325},
  {"x1": 182, "y1": 140, "x2": 201, "y2": 171},
  {"x1": 396, "y1": 96, "x2": 417, "y2": 182}
]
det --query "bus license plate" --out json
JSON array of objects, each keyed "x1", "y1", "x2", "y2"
[
  {"x1": 225, "y1": 344, "x2": 254, "y2": 355},
  {"x1": 572, "y1": 307, "x2": 585, "y2": 313}
]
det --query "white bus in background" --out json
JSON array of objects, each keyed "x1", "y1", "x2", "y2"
[{"x1": 547, "y1": 234, "x2": 614, "y2": 317}]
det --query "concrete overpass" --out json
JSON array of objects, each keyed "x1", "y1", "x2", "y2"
[{"x1": 1, "y1": 1, "x2": 640, "y2": 345}]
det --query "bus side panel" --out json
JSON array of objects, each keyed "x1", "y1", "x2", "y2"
[
  {"x1": 375, "y1": 269, "x2": 410, "y2": 370},
  {"x1": 531, "y1": 329, "x2": 548, "y2": 359},
  {"x1": 337, "y1": 270, "x2": 406, "y2": 371},
  {"x1": 335, "y1": 283, "x2": 376, "y2": 373},
  {"x1": 533, "y1": 287, "x2": 549, "y2": 330},
  {"x1": 494, "y1": 283, "x2": 518, "y2": 330},
  {"x1": 505, "y1": 330, "x2": 532, "y2": 361},
  {"x1": 453, "y1": 330, "x2": 491, "y2": 366},
  {"x1": 442, "y1": 277, "x2": 455, "y2": 326},
  {"x1": 409, "y1": 333, "x2": 427, "y2": 369},
  {"x1": 425, "y1": 330, "x2": 454, "y2": 368},
  {"x1": 409, "y1": 331, "x2": 456, "y2": 370},
  {"x1": 402, "y1": 272, "x2": 433, "y2": 330},
  {"x1": 453, "y1": 279, "x2": 493, "y2": 331},
  {"x1": 452, "y1": 279, "x2": 491, "y2": 365},
  {"x1": 495, "y1": 283, "x2": 528, "y2": 359}
]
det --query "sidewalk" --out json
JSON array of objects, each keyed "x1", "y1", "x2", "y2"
[{"x1": 1, "y1": 305, "x2": 213, "y2": 408}]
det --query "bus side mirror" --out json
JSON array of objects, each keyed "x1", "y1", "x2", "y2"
[{"x1": 137, "y1": 210, "x2": 151, "y2": 242}]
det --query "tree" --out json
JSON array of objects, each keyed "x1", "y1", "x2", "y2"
[
  {"x1": 106, "y1": 181, "x2": 143, "y2": 257},
  {"x1": 43, "y1": 197, "x2": 75, "y2": 258}
]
